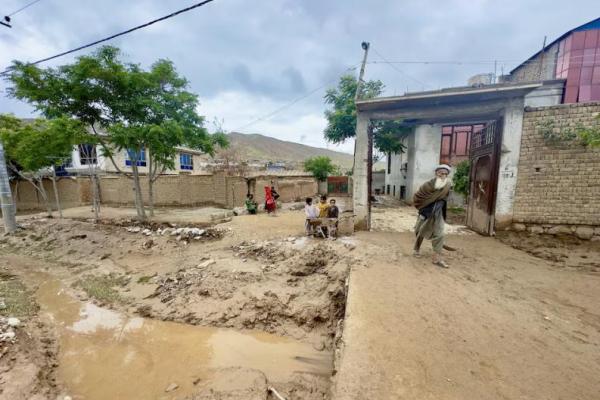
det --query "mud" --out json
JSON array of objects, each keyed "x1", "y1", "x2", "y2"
[
  {"x1": 0, "y1": 211, "x2": 352, "y2": 399},
  {"x1": 32, "y1": 275, "x2": 331, "y2": 400},
  {"x1": 0, "y1": 272, "x2": 59, "y2": 400},
  {"x1": 496, "y1": 231, "x2": 600, "y2": 273}
]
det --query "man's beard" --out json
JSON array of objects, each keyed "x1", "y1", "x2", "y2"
[{"x1": 434, "y1": 177, "x2": 448, "y2": 190}]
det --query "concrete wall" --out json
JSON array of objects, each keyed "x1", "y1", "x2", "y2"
[
  {"x1": 512, "y1": 102, "x2": 600, "y2": 230},
  {"x1": 384, "y1": 138, "x2": 409, "y2": 199},
  {"x1": 494, "y1": 98, "x2": 525, "y2": 228},
  {"x1": 408, "y1": 124, "x2": 442, "y2": 201},
  {"x1": 372, "y1": 170, "x2": 385, "y2": 195}
]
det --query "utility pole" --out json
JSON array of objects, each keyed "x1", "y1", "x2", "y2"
[
  {"x1": 0, "y1": 141, "x2": 17, "y2": 233},
  {"x1": 538, "y1": 36, "x2": 547, "y2": 80},
  {"x1": 354, "y1": 42, "x2": 370, "y2": 102}
]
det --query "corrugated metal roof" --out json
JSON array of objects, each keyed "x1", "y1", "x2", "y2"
[{"x1": 510, "y1": 17, "x2": 600, "y2": 74}]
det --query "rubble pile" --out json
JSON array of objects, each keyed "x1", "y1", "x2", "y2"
[
  {"x1": 0, "y1": 316, "x2": 20, "y2": 351},
  {"x1": 125, "y1": 225, "x2": 226, "y2": 242}
]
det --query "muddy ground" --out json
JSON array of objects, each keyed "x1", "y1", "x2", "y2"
[
  {"x1": 0, "y1": 210, "x2": 358, "y2": 400},
  {"x1": 1, "y1": 203, "x2": 599, "y2": 400}
]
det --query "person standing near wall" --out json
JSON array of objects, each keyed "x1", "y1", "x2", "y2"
[
  {"x1": 412, "y1": 164, "x2": 452, "y2": 268},
  {"x1": 264, "y1": 186, "x2": 277, "y2": 216}
]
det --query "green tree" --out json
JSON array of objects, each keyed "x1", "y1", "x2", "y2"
[
  {"x1": 303, "y1": 156, "x2": 339, "y2": 182},
  {"x1": 0, "y1": 114, "x2": 87, "y2": 216},
  {"x1": 7, "y1": 46, "x2": 227, "y2": 220},
  {"x1": 452, "y1": 160, "x2": 470, "y2": 197},
  {"x1": 323, "y1": 74, "x2": 412, "y2": 154}
]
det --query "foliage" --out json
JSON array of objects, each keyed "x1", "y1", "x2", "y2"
[
  {"x1": 537, "y1": 116, "x2": 600, "y2": 148},
  {"x1": 323, "y1": 74, "x2": 412, "y2": 153},
  {"x1": 303, "y1": 156, "x2": 339, "y2": 181},
  {"x1": 7, "y1": 46, "x2": 228, "y2": 219},
  {"x1": 0, "y1": 114, "x2": 87, "y2": 173},
  {"x1": 452, "y1": 160, "x2": 470, "y2": 197},
  {"x1": 577, "y1": 114, "x2": 600, "y2": 148}
]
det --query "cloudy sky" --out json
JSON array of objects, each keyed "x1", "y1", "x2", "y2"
[{"x1": 0, "y1": 0, "x2": 597, "y2": 153}]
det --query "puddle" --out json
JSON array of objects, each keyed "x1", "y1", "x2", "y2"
[{"x1": 35, "y1": 277, "x2": 331, "y2": 400}]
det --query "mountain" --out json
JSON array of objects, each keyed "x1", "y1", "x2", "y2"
[{"x1": 220, "y1": 132, "x2": 355, "y2": 169}]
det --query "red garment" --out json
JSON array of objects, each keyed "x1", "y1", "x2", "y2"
[{"x1": 264, "y1": 186, "x2": 276, "y2": 212}]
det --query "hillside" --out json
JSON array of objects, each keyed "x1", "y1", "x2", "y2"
[{"x1": 220, "y1": 132, "x2": 355, "y2": 169}]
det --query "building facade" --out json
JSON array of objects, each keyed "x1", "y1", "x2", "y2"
[{"x1": 504, "y1": 17, "x2": 600, "y2": 103}]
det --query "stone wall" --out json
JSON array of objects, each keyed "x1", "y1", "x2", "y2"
[
  {"x1": 503, "y1": 42, "x2": 560, "y2": 83},
  {"x1": 512, "y1": 102, "x2": 600, "y2": 238},
  {"x1": 12, "y1": 174, "x2": 318, "y2": 212}
]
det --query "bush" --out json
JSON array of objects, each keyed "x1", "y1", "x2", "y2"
[{"x1": 452, "y1": 160, "x2": 470, "y2": 197}]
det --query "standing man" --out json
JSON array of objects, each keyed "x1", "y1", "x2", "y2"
[{"x1": 413, "y1": 164, "x2": 452, "y2": 268}]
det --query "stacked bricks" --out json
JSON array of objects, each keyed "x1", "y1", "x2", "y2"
[{"x1": 512, "y1": 102, "x2": 600, "y2": 234}]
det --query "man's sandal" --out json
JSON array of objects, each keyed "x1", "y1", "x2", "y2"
[
  {"x1": 433, "y1": 260, "x2": 450, "y2": 269},
  {"x1": 413, "y1": 250, "x2": 421, "y2": 258}
]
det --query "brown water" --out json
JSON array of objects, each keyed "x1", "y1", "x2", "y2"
[{"x1": 35, "y1": 278, "x2": 331, "y2": 400}]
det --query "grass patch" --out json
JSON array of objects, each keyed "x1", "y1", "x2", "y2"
[
  {"x1": 137, "y1": 275, "x2": 154, "y2": 284},
  {"x1": 0, "y1": 272, "x2": 39, "y2": 317},
  {"x1": 75, "y1": 273, "x2": 128, "y2": 305}
]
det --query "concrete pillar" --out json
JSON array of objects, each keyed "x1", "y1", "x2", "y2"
[
  {"x1": 353, "y1": 113, "x2": 370, "y2": 230},
  {"x1": 495, "y1": 98, "x2": 524, "y2": 229}
]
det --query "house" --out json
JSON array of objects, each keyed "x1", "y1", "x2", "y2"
[
  {"x1": 353, "y1": 17, "x2": 600, "y2": 234},
  {"x1": 65, "y1": 143, "x2": 208, "y2": 176}
]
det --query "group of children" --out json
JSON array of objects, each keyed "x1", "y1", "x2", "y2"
[
  {"x1": 244, "y1": 185, "x2": 280, "y2": 216},
  {"x1": 304, "y1": 195, "x2": 339, "y2": 238}
]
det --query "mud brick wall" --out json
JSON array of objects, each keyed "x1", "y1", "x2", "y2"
[
  {"x1": 513, "y1": 102, "x2": 600, "y2": 227},
  {"x1": 11, "y1": 178, "x2": 88, "y2": 211},
  {"x1": 12, "y1": 174, "x2": 318, "y2": 212},
  {"x1": 100, "y1": 175, "x2": 217, "y2": 207}
]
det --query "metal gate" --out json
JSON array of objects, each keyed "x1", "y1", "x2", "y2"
[{"x1": 466, "y1": 119, "x2": 503, "y2": 235}]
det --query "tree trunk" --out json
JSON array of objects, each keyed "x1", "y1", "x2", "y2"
[
  {"x1": 148, "y1": 156, "x2": 155, "y2": 217},
  {"x1": 36, "y1": 177, "x2": 53, "y2": 217},
  {"x1": 148, "y1": 176, "x2": 155, "y2": 217},
  {"x1": 130, "y1": 163, "x2": 146, "y2": 221},
  {"x1": 51, "y1": 167, "x2": 63, "y2": 218},
  {"x1": 89, "y1": 167, "x2": 100, "y2": 221}
]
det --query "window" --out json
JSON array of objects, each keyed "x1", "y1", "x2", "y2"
[
  {"x1": 400, "y1": 186, "x2": 406, "y2": 200},
  {"x1": 125, "y1": 148, "x2": 147, "y2": 167},
  {"x1": 387, "y1": 152, "x2": 392, "y2": 174},
  {"x1": 393, "y1": 185, "x2": 396, "y2": 197},
  {"x1": 440, "y1": 124, "x2": 485, "y2": 165},
  {"x1": 386, "y1": 185, "x2": 390, "y2": 195},
  {"x1": 180, "y1": 153, "x2": 193, "y2": 170},
  {"x1": 78, "y1": 144, "x2": 97, "y2": 165}
]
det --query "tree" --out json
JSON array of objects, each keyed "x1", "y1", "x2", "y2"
[
  {"x1": 323, "y1": 74, "x2": 412, "y2": 154},
  {"x1": 304, "y1": 156, "x2": 339, "y2": 182},
  {"x1": 7, "y1": 46, "x2": 227, "y2": 220},
  {"x1": 452, "y1": 160, "x2": 470, "y2": 197},
  {"x1": 0, "y1": 114, "x2": 87, "y2": 216}
]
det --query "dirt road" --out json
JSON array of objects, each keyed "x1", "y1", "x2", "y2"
[
  {"x1": 334, "y1": 206, "x2": 600, "y2": 400},
  {"x1": 1, "y1": 204, "x2": 599, "y2": 399}
]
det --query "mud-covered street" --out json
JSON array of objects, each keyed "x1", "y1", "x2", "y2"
[{"x1": 1, "y1": 204, "x2": 599, "y2": 400}]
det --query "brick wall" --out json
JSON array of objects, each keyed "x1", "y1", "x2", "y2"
[
  {"x1": 11, "y1": 178, "x2": 88, "y2": 211},
  {"x1": 512, "y1": 102, "x2": 600, "y2": 229}
]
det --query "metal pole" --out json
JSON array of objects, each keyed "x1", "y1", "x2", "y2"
[{"x1": 0, "y1": 141, "x2": 17, "y2": 233}]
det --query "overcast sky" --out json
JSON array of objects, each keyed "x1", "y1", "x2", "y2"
[{"x1": 0, "y1": 0, "x2": 597, "y2": 153}]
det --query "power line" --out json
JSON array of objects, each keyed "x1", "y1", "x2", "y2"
[
  {"x1": 232, "y1": 64, "x2": 359, "y2": 132},
  {"x1": 370, "y1": 47, "x2": 431, "y2": 89},
  {"x1": 6, "y1": 0, "x2": 44, "y2": 17},
  {"x1": 0, "y1": 0, "x2": 216, "y2": 76}
]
